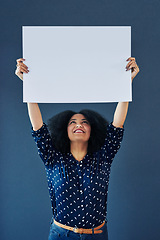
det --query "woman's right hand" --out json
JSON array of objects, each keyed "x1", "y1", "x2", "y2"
[{"x1": 15, "y1": 58, "x2": 29, "y2": 81}]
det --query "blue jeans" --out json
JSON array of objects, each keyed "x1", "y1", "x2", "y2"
[{"x1": 48, "y1": 218, "x2": 108, "y2": 240}]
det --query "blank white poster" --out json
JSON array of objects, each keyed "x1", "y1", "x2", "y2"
[{"x1": 23, "y1": 26, "x2": 131, "y2": 103}]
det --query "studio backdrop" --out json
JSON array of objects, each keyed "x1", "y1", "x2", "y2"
[{"x1": 0, "y1": 1, "x2": 160, "y2": 240}]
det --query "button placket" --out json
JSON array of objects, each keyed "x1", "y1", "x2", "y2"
[
  {"x1": 78, "y1": 161, "x2": 87, "y2": 226},
  {"x1": 77, "y1": 161, "x2": 85, "y2": 210}
]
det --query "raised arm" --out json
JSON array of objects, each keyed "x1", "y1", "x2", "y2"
[
  {"x1": 27, "y1": 103, "x2": 43, "y2": 131},
  {"x1": 112, "y1": 102, "x2": 129, "y2": 128},
  {"x1": 112, "y1": 57, "x2": 140, "y2": 128},
  {"x1": 15, "y1": 58, "x2": 43, "y2": 131}
]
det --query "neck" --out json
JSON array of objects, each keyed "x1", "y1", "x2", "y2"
[{"x1": 70, "y1": 142, "x2": 88, "y2": 161}]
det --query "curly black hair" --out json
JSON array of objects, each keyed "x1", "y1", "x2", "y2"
[{"x1": 47, "y1": 109, "x2": 109, "y2": 154}]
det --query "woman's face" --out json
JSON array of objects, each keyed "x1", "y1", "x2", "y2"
[{"x1": 67, "y1": 114, "x2": 91, "y2": 143}]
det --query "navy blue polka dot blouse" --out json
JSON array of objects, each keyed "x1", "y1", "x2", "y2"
[{"x1": 31, "y1": 122, "x2": 124, "y2": 228}]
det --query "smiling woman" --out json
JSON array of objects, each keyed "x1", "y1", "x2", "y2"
[
  {"x1": 31, "y1": 109, "x2": 124, "y2": 240},
  {"x1": 15, "y1": 57, "x2": 139, "y2": 240}
]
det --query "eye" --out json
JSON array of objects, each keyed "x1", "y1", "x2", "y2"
[
  {"x1": 82, "y1": 120, "x2": 89, "y2": 124},
  {"x1": 69, "y1": 120, "x2": 76, "y2": 125}
]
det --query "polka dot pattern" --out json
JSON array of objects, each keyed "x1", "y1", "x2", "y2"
[{"x1": 31, "y1": 122, "x2": 124, "y2": 228}]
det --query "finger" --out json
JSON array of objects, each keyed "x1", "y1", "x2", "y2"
[
  {"x1": 16, "y1": 65, "x2": 28, "y2": 73},
  {"x1": 126, "y1": 57, "x2": 135, "y2": 61},
  {"x1": 16, "y1": 66, "x2": 28, "y2": 77},
  {"x1": 126, "y1": 59, "x2": 135, "y2": 69},
  {"x1": 129, "y1": 62, "x2": 137, "y2": 69},
  {"x1": 17, "y1": 62, "x2": 29, "y2": 70},
  {"x1": 17, "y1": 65, "x2": 29, "y2": 73},
  {"x1": 126, "y1": 62, "x2": 137, "y2": 71},
  {"x1": 16, "y1": 58, "x2": 25, "y2": 63}
]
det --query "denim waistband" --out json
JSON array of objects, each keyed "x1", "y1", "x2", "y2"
[{"x1": 48, "y1": 217, "x2": 108, "y2": 239}]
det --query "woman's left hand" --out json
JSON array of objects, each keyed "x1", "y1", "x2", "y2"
[{"x1": 126, "y1": 57, "x2": 140, "y2": 81}]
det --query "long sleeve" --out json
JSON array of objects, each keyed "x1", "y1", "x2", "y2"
[
  {"x1": 101, "y1": 122, "x2": 124, "y2": 164},
  {"x1": 31, "y1": 122, "x2": 57, "y2": 166}
]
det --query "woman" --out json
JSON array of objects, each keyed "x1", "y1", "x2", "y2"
[{"x1": 15, "y1": 57, "x2": 139, "y2": 240}]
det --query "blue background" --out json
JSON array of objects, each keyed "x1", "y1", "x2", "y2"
[{"x1": 0, "y1": 0, "x2": 160, "y2": 240}]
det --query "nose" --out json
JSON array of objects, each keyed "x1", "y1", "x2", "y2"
[{"x1": 76, "y1": 124, "x2": 82, "y2": 128}]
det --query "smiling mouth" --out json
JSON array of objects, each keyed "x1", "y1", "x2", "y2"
[{"x1": 74, "y1": 129, "x2": 85, "y2": 133}]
